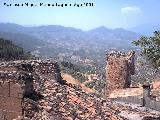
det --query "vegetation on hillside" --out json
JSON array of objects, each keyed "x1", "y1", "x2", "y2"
[
  {"x1": 60, "y1": 61, "x2": 88, "y2": 83},
  {"x1": 59, "y1": 60, "x2": 106, "y2": 93},
  {"x1": 0, "y1": 38, "x2": 35, "y2": 61},
  {"x1": 0, "y1": 32, "x2": 46, "y2": 51}
]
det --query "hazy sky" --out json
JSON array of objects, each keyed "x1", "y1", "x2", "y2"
[{"x1": 0, "y1": 0, "x2": 160, "y2": 30}]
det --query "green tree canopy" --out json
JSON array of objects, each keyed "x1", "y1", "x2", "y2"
[{"x1": 133, "y1": 31, "x2": 160, "y2": 70}]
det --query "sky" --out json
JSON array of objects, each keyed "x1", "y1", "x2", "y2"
[{"x1": 0, "y1": 0, "x2": 160, "y2": 30}]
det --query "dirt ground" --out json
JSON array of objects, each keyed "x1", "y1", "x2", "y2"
[{"x1": 62, "y1": 73, "x2": 95, "y2": 93}]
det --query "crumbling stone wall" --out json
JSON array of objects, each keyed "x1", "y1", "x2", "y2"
[
  {"x1": 106, "y1": 51, "x2": 135, "y2": 95},
  {"x1": 0, "y1": 60, "x2": 62, "y2": 119},
  {"x1": 35, "y1": 60, "x2": 62, "y2": 81}
]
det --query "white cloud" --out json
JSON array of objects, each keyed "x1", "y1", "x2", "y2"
[{"x1": 121, "y1": 6, "x2": 142, "y2": 14}]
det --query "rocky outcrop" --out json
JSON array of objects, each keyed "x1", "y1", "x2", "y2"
[{"x1": 106, "y1": 51, "x2": 135, "y2": 94}]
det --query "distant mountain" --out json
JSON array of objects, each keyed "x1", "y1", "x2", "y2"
[
  {"x1": 0, "y1": 31, "x2": 46, "y2": 51},
  {"x1": 129, "y1": 23, "x2": 160, "y2": 36},
  {"x1": 87, "y1": 27, "x2": 140, "y2": 47},
  {"x1": 0, "y1": 23, "x2": 141, "y2": 64},
  {"x1": 0, "y1": 23, "x2": 30, "y2": 34}
]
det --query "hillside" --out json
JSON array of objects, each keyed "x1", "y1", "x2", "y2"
[
  {"x1": 0, "y1": 38, "x2": 34, "y2": 61},
  {"x1": 0, "y1": 23, "x2": 141, "y2": 65},
  {"x1": 0, "y1": 23, "x2": 140, "y2": 59},
  {"x1": 0, "y1": 31, "x2": 46, "y2": 51},
  {"x1": 62, "y1": 73, "x2": 95, "y2": 93}
]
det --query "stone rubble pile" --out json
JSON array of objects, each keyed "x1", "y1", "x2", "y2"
[
  {"x1": 27, "y1": 75, "x2": 160, "y2": 120},
  {"x1": 29, "y1": 78, "x2": 126, "y2": 120}
]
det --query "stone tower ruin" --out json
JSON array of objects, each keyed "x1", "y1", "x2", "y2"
[{"x1": 106, "y1": 51, "x2": 135, "y2": 95}]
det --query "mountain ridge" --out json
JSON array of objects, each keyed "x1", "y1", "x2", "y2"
[{"x1": 0, "y1": 22, "x2": 141, "y2": 64}]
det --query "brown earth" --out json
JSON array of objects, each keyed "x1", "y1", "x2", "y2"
[{"x1": 62, "y1": 73, "x2": 95, "y2": 93}]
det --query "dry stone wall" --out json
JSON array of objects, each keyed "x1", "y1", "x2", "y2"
[
  {"x1": 106, "y1": 51, "x2": 135, "y2": 95},
  {"x1": 0, "y1": 60, "x2": 62, "y2": 120},
  {"x1": 34, "y1": 60, "x2": 62, "y2": 81}
]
